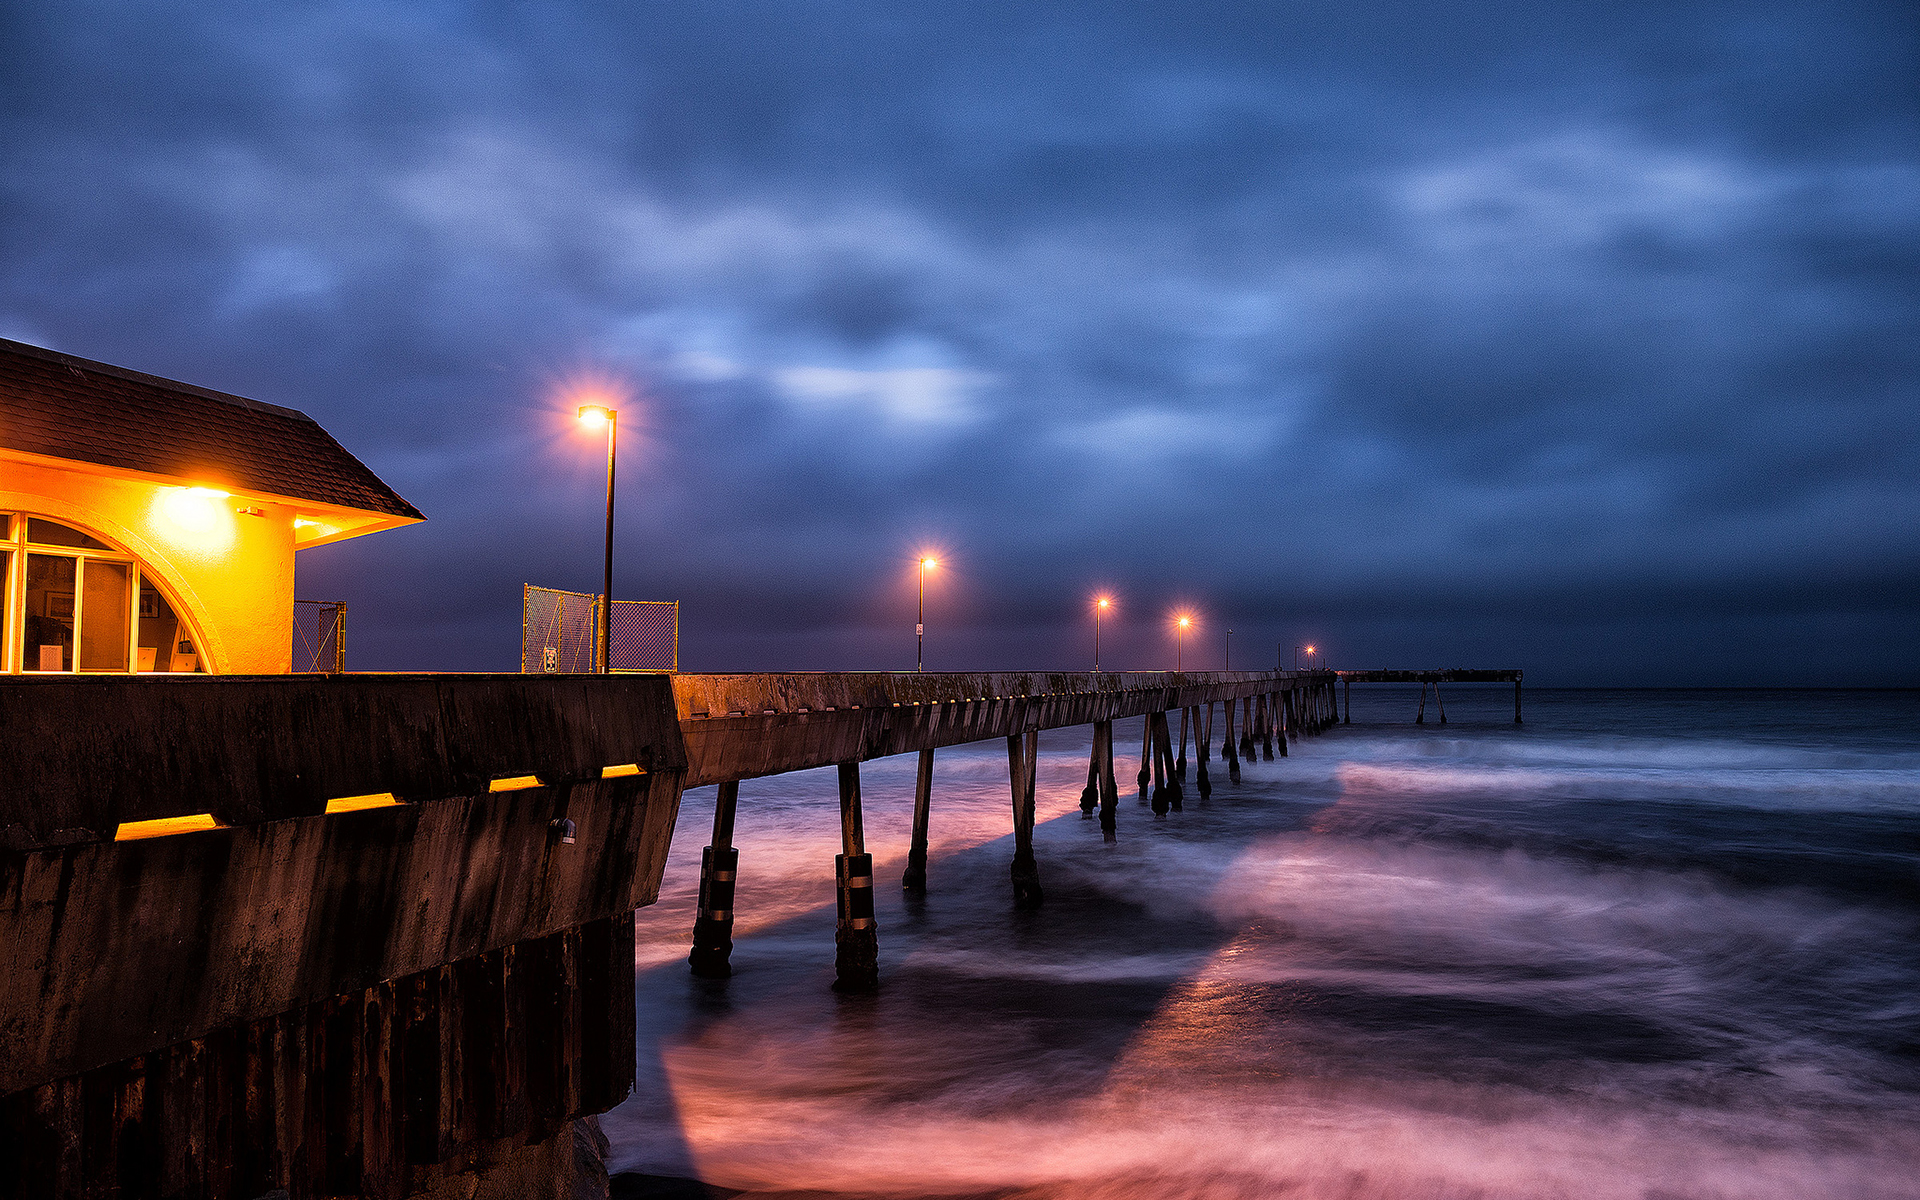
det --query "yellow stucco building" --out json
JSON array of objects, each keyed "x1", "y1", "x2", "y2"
[{"x1": 0, "y1": 338, "x2": 421, "y2": 674}]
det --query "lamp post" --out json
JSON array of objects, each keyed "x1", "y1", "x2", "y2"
[
  {"x1": 579, "y1": 404, "x2": 617, "y2": 674},
  {"x1": 918, "y1": 557, "x2": 938, "y2": 672},
  {"x1": 1176, "y1": 615, "x2": 1192, "y2": 671},
  {"x1": 1291, "y1": 643, "x2": 1317, "y2": 671},
  {"x1": 1225, "y1": 628, "x2": 1232, "y2": 672},
  {"x1": 1094, "y1": 596, "x2": 1111, "y2": 671}
]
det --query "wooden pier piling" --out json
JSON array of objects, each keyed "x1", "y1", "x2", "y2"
[
  {"x1": 1148, "y1": 713, "x2": 1167, "y2": 814},
  {"x1": 1223, "y1": 695, "x2": 1241, "y2": 782},
  {"x1": 689, "y1": 781, "x2": 740, "y2": 978},
  {"x1": 904, "y1": 748, "x2": 934, "y2": 890},
  {"x1": 1156, "y1": 712, "x2": 1182, "y2": 810},
  {"x1": 833, "y1": 763, "x2": 879, "y2": 992},
  {"x1": 1138, "y1": 719, "x2": 1152, "y2": 787},
  {"x1": 1193, "y1": 705, "x2": 1213, "y2": 798},
  {"x1": 1167, "y1": 706, "x2": 1182, "y2": 783},
  {"x1": 1007, "y1": 731, "x2": 1044, "y2": 908},
  {"x1": 1095, "y1": 719, "x2": 1119, "y2": 841}
]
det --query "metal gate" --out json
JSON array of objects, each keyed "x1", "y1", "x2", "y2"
[
  {"x1": 292, "y1": 599, "x2": 346, "y2": 673},
  {"x1": 520, "y1": 585, "x2": 600, "y2": 674},
  {"x1": 521, "y1": 586, "x2": 677, "y2": 674}
]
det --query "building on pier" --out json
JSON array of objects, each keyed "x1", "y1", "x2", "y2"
[{"x1": 0, "y1": 338, "x2": 420, "y2": 674}]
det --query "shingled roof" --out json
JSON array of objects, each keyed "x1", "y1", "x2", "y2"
[{"x1": 0, "y1": 338, "x2": 422, "y2": 521}]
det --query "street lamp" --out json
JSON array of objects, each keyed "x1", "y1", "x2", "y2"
[
  {"x1": 1093, "y1": 596, "x2": 1111, "y2": 671},
  {"x1": 918, "y1": 557, "x2": 938, "y2": 672},
  {"x1": 1225, "y1": 628, "x2": 1232, "y2": 672},
  {"x1": 579, "y1": 404, "x2": 617, "y2": 674},
  {"x1": 1292, "y1": 643, "x2": 1317, "y2": 671},
  {"x1": 1176, "y1": 614, "x2": 1192, "y2": 671}
]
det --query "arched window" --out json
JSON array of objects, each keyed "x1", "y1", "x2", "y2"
[{"x1": 0, "y1": 513, "x2": 206, "y2": 673}]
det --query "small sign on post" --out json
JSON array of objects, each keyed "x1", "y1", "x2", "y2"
[{"x1": 543, "y1": 646, "x2": 557, "y2": 673}]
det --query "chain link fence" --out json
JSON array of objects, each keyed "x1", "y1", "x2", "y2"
[
  {"x1": 292, "y1": 600, "x2": 347, "y2": 673},
  {"x1": 608, "y1": 599, "x2": 678, "y2": 673},
  {"x1": 521, "y1": 585, "x2": 601, "y2": 674},
  {"x1": 521, "y1": 586, "x2": 678, "y2": 673}
]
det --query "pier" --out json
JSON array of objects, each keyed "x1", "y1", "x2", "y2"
[
  {"x1": 1, "y1": 663, "x2": 1479, "y2": 1197},
  {"x1": 1336, "y1": 668, "x2": 1524, "y2": 725},
  {"x1": 671, "y1": 670, "x2": 1339, "y2": 987}
]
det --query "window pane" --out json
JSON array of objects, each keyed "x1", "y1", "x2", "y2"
[
  {"x1": 0, "y1": 513, "x2": 11, "y2": 539},
  {"x1": 24, "y1": 553, "x2": 76, "y2": 671},
  {"x1": 27, "y1": 518, "x2": 112, "y2": 550},
  {"x1": 0, "y1": 550, "x2": 9, "y2": 669},
  {"x1": 137, "y1": 582, "x2": 202, "y2": 672},
  {"x1": 81, "y1": 559, "x2": 131, "y2": 671}
]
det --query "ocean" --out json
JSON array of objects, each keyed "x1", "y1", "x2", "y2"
[{"x1": 602, "y1": 687, "x2": 1920, "y2": 1199}]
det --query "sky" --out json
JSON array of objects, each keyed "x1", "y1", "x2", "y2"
[{"x1": 3, "y1": 1, "x2": 1916, "y2": 684}]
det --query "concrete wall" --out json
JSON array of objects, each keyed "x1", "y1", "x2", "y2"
[
  {"x1": 0, "y1": 674, "x2": 684, "y2": 1198},
  {"x1": 1, "y1": 674, "x2": 689, "y2": 1091},
  {"x1": 0, "y1": 931, "x2": 634, "y2": 1200},
  {"x1": 0, "y1": 776, "x2": 678, "y2": 1094}
]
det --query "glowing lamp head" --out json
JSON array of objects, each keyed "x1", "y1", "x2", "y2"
[
  {"x1": 921, "y1": 557, "x2": 938, "y2": 569},
  {"x1": 1097, "y1": 597, "x2": 1110, "y2": 609},
  {"x1": 578, "y1": 404, "x2": 613, "y2": 429},
  {"x1": 1305, "y1": 644, "x2": 1316, "y2": 655},
  {"x1": 1178, "y1": 616, "x2": 1192, "y2": 629}
]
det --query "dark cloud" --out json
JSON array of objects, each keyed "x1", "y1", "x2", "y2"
[{"x1": 2, "y1": 0, "x2": 1916, "y2": 683}]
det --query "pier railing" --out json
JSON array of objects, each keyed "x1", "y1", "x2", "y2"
[{"x1": 675, "y1": 669, "x2": 1323, "y2": 787}]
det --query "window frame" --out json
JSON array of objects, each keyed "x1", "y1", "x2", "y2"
[{"x1": 0, "y1": 513, "x2": 209, "y2": 675}]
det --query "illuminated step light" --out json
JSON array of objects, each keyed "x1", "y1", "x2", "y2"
[
  {"x1": 326, "y1": 793, "x2": 402, "y2": 814},
  {"x1": 600, "y1": 764, "x2": 645, "y2": 778},
  {"x1": 489, "y1": 775, "x2": 543, "y2": 792},
  {"x1": 115, "y1": 814, "x2": 222, "y2": 841}
]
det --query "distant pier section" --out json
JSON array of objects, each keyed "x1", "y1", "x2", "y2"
[{"x1": 1335, "y1": 667, "x2": 1524, "y2": 724}]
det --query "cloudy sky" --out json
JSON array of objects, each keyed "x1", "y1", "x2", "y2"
[{"x1": 4, "y1": 1, "x2": 1915, "y2": 683}]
